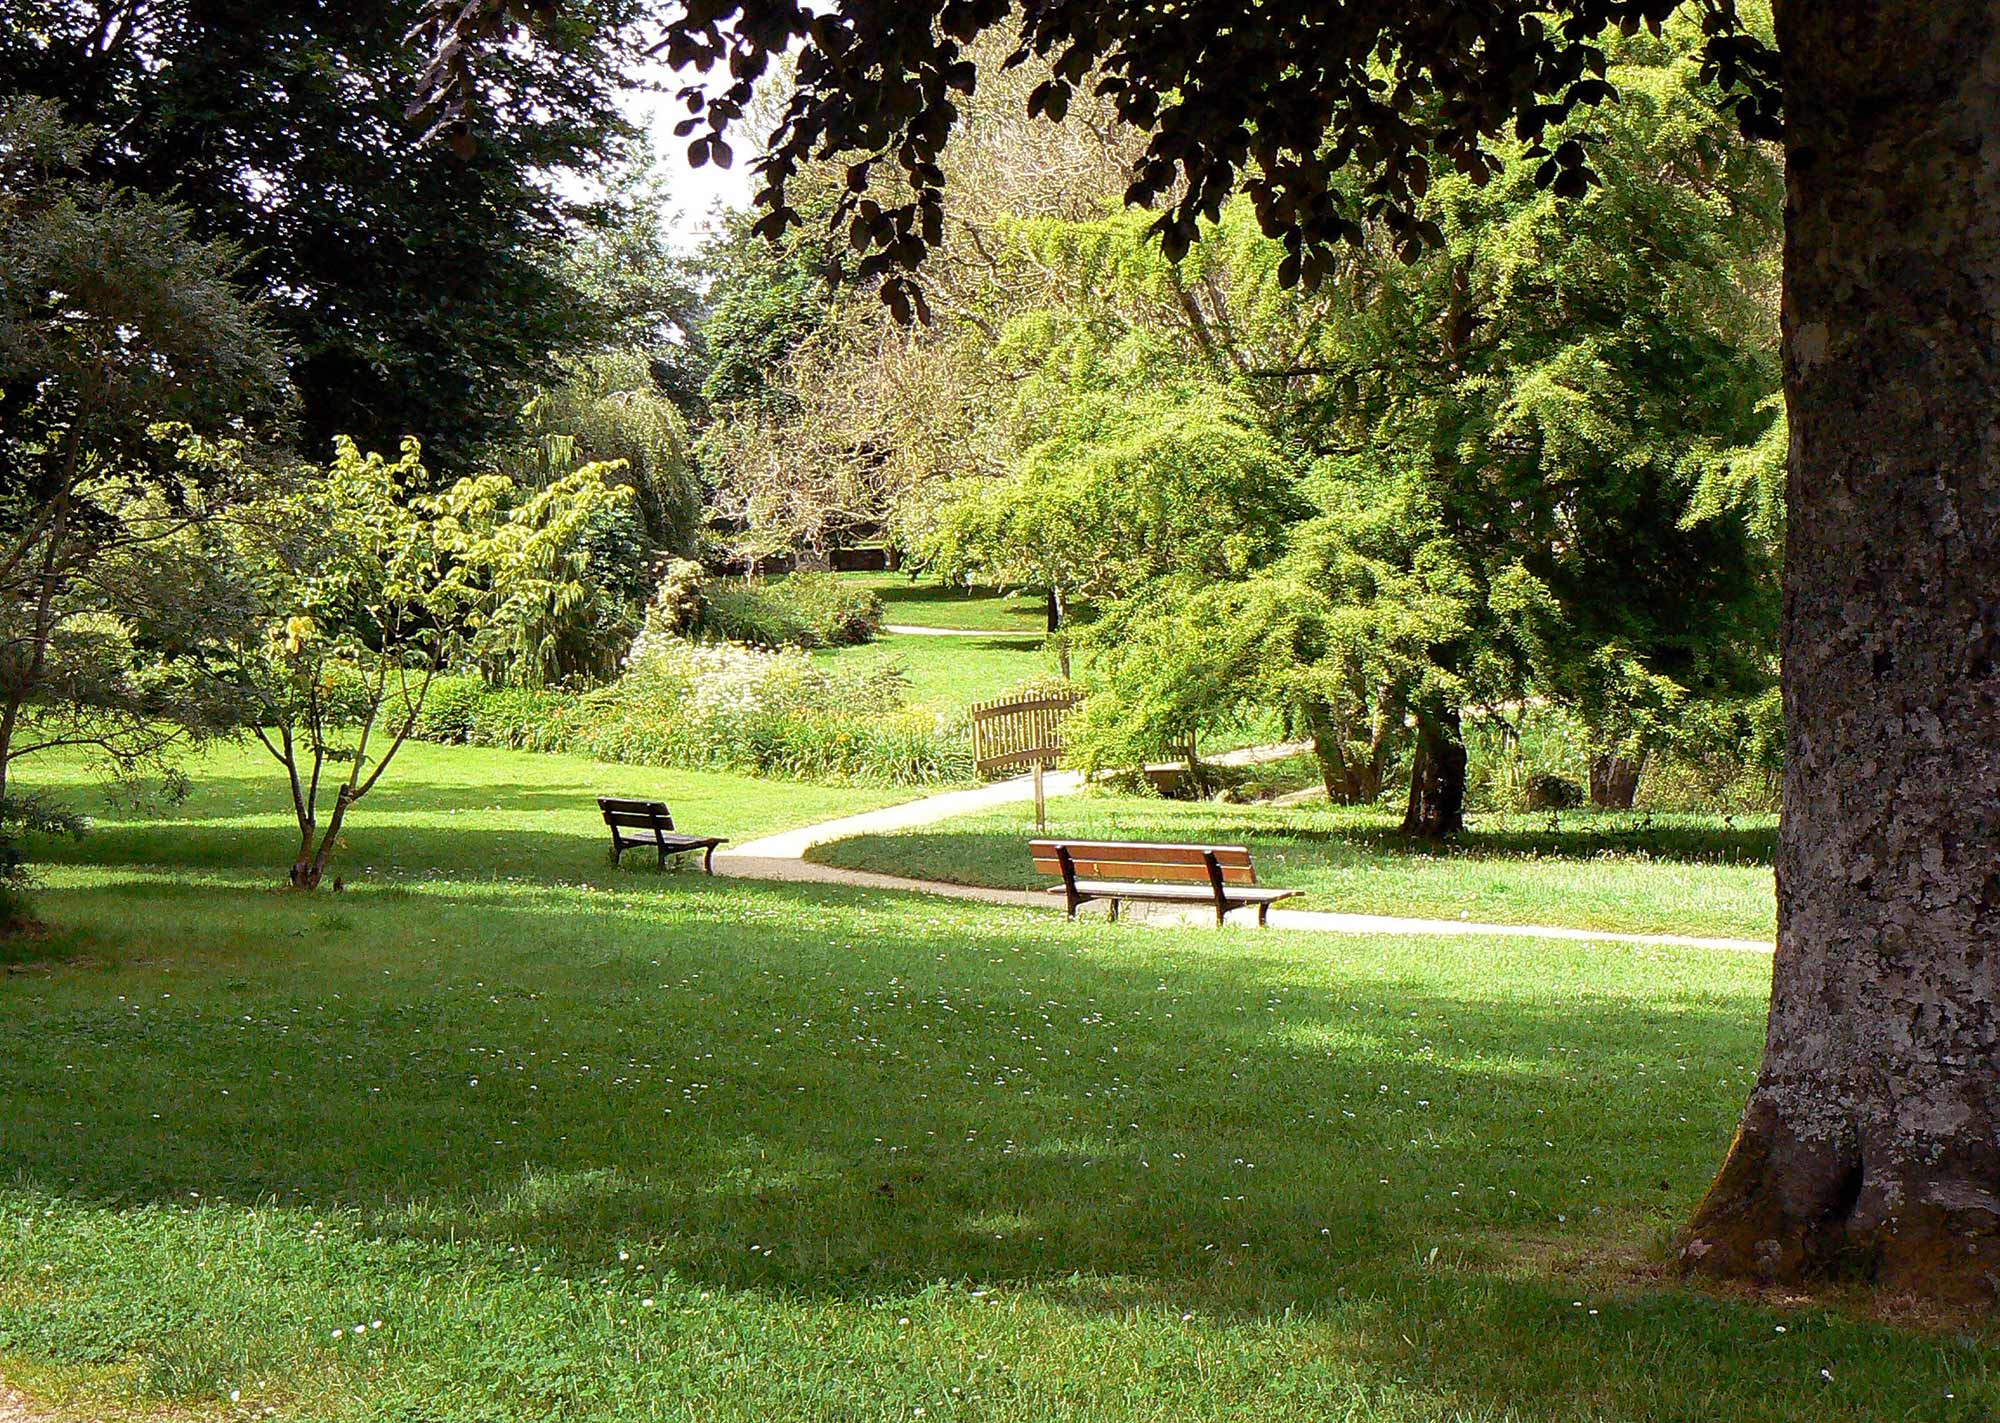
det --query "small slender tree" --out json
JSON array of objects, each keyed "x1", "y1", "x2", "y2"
[{"x1": 213, "y1": 437, "x2": 627, "y2": 889}]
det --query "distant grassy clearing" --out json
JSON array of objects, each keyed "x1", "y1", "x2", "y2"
[
  {"x1": 813, "y1": 630, "x2": 1055, "y2": 712},
  {"x1": 839, "y1": 570, "x2": 1052, "y2": 632},
  {"x1": 810, "y1": 795, "x2": 1778, "y2": 941},
  {"x1": 13, "y1": 741, "x2": 909, "y2": 888}
]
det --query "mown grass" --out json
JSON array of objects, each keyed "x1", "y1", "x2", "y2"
[
  {"x1": 814, "y1": 631, "x2": 1057, "y2": 713},
  {"x1": 0, "y1": 744, "x2": 1985, "y2": 1422},
  {"x1": 809, "y1": 794, "x2": 1779, "y2": 942},
  {"x1": 10, "y1": 740, "x2": 910, "y2": 889},
  {"x1": 839, "y1": 570, "x2": 1051, "y2": 633}
]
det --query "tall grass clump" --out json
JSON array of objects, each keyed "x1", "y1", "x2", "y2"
[{"x1": 698, "y1": 571, "x2": 883, "y2": 649}]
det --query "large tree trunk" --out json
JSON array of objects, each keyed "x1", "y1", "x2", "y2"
[
  {"x1": 1683, "y1": 0, "x2": 2000, "y2": 1306},
  {"x1": 1588, "y1": 749, "x2": 1646, "y2": 810},
  {"x1": 1401, "y1": 706, "x2": 1465, "y2": 839}
]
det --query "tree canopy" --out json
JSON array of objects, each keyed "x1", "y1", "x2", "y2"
[
  {"x1": 4, "y1": 0, "x2": 650, "y2": 469},
  {"x1": 412, "y1": 0, "x2": 1779, "y2": 321}
]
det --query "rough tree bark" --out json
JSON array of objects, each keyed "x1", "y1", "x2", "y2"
[
  {"x1": 1401, "y1": 705, "x2": 1466, "y2": 838},
  {"x1": 1683, "y1": 0, "x2": 2000, "y2": 1305},
  {"x1": 1588, "y1": 749, "x2": 1647, "y2": 809}
]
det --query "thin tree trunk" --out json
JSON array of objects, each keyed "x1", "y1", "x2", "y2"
[
  {"x1": 1588, "y1": 749, "x2": 1647, "y2": 809},
  {"x1": 1401, "y1": 705, "x2": 1466, "y2": 839},
  {"x1": 1307, "y1": 703, "x2": 1356, "y2": 803},
  {"x1": 1684, "y1": 0, "x2": 2000, "y2": 1306},
  {"x1": 1049, "y1": 586, "x2": 1072, "y2": 679}
]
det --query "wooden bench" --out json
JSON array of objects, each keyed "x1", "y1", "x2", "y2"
[
  {"x1": 1030, "y1": 839, "x2": 1299, "y2": 927},
  {"x1": 598, "y1": 797, "x2": 727, "y2": 873}
]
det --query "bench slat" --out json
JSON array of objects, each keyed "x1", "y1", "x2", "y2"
[
  {"x1": 1032, "y1": 856, "x2": 1256, "y2": 886},
  {"x1": 1029, "y1": 839, "x2": 1252, "y2": 867},
  {"x1": 1047, "y1": 881, "x2": 1299, "y2": 905}
]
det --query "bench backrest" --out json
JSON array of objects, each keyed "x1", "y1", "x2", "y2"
[
  {"x1": 1029, "y1": 839, "x2": 1257, "y2": 886},
  {"x1": 599, "y1": 797, "x2": 675, "y2": 831}
]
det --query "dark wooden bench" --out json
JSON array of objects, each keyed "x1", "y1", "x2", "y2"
[
  {"x1": 598, "y1": 797, "x2": 727, "y2": 873},
  {"x1": 1030, "y1": 839, "x2": 1299, "y2": 926}
]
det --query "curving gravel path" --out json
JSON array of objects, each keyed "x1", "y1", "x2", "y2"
[{"x1": 713, "y1": 745, "x2": 1773, "y2": 955}]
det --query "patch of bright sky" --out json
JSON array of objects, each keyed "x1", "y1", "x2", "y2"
[{"x1": 622, "y1": 60, "x2": 759, "y2": 251}]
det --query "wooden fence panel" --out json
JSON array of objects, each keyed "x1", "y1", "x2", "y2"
[{"x1": 970, "y1": 692, "x2": 1083, "y2": 777}]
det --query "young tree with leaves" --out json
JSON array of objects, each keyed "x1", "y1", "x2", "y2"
[{"x1": 210, "y1": 438, "x2": 629, "y2": 889}]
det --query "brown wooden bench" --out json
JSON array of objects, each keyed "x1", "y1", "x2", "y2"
[
  {"x1": 598, "y1": 797, "x2": 727, "y2": 873},
  {"x1": 1030, "y1": 839, "x2": 1299, "y2": 927}
]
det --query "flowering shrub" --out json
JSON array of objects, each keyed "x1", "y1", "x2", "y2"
[{"x1": 414, "y1": 637, "x2": 971, "y2": 787}]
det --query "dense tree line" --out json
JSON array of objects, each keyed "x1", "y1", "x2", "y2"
[{"x1": 692, "y1": 25, "x2": 1784, "y2": 831}]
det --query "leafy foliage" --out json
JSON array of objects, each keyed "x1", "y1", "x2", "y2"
[
  {"x1": 695, "y1": 572, "x2": 884, "y2": 650},
  {"x1": 414, "y1": 639, "x2": 969, "y2": 786},
  {"x1": 412, "y1": 0, "x2": 1779, "y2": 320},
  {"x1": 506, "y1": 350, "x2": 705, "y2": 557},
  {"x1": 0, "y1": 98, "x2": 293, "y2": 907},
  {"x1": 6, "y1": 0, "x2": 649, "y2": 469},
  {"x1": 199, "y1": 437, "x2": 629, "y2": 885}
]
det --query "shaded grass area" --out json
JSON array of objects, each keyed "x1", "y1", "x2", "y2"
[
  {"x1": 0, "y1": 744, "x2": 1983, "y2": 1421},
  {"x1": 839, "y1": 570, "x2": 1052, "y2": 633},
  {"x1": 814, "y1": 631, "x2": 1056, "y2": 713},
  {"x1": 810, "y1": 795, "x2": 1779, "y2": 942}
]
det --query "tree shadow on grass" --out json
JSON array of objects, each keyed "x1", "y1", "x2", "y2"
[
  {"x1": 5, "y1": 871, "x2": 1766, "y2": 1291},
  {"x1": 871, "y1": 580, "x2": 1047, "y2": 626},
  {"x1": 2, "y1": 874, "x2": 1983, "y2": 1420}
]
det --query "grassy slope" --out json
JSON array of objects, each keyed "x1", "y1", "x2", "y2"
[
  {"x1": 840, "y1": 570, "x2": 1051, "y2": 633},
  {"x1": 13, "y1": 741, "x2": 908, "y2": 887},
  {"x1": 810, "y1": 796, "x2": 1779, "y2": 942},
  {"x1": 814, "y1": 631, "x2": 1056, "y2": 713},
  {"x1": 0, "y1": 746, "x2": 1986, "y2": 1421}
]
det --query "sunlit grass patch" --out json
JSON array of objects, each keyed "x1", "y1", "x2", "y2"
[{"x1": 811, "y1": 795, "x2": 1778, "y2": 941}]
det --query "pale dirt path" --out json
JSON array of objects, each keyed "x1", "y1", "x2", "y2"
[
  {"x1": 718, "y1": 740, "x2": 1311, "y2": 860},
  {"x1": 0, "y1": 1378, "x2": 55, "y2": 1423},
  {"x1": 713, "y1": 743, "x2": 1773, "y2": 954},
  {"x1": 882, "y1": 624, "x2": 1044, "y2": 638}
]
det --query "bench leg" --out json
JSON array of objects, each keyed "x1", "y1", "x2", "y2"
[
  {"x1": 1108, "y1": 898, "x2": 1119, "y2": 923},
  {"x1": 1258, "y1": 903, "x2": 1270, "y2": 928},
  {"x1": 1215, "y1": 900, "x2": 1227, "y2": 928},
  {"x1": 702, "y1": 843, "x2": 717, "y2": 875}
]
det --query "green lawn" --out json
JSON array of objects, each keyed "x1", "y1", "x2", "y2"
[
  {"x1": 9, "y1": 740, "x2": 909, "y2": 888},
  {"x1": 816, "y1": 630, "x2": 1057, "y2": 713},
  {"x1": 809, "y1": 794, "x2": 1779, "y2": 942},
  {"x1": 0, "y1": 744, "x2": 1986, "y2": 1422},
  {"x1": 841, "y1": 570, "x2": 1052, "y2": 633}
]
